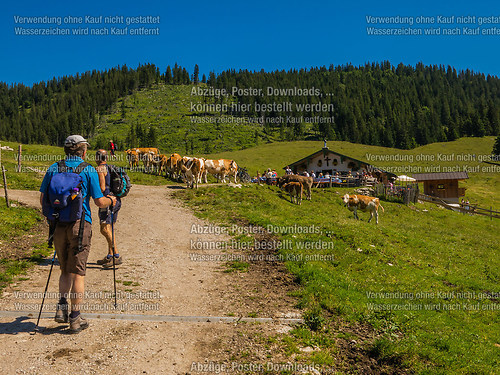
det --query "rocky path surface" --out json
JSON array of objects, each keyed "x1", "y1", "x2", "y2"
[{"x1": 0, "y1": 186, "x2": 300, "y2": 374}]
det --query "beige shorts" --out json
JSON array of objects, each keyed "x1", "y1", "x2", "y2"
[{"x1": 53, "y1": 220, "x2": 92, "y2": 276}]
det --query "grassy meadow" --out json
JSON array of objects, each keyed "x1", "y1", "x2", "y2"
[
  {"x1": 176, "y1": 184, "x2": 499, "y2": 374},
  {"x1": 0, "y1": 136, "x2": 498, "y2": 372}
]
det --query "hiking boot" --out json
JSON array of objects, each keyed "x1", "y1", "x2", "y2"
[
  {"x1": 54, "y1": 303, "x2": 69, "y2": 323},
  {"x1": 69, "y1": 314, "x2": 89, "y2": 334},
  {"x1": 102, "y1": 255, "x2": 123, "y2": 268},
  {"x1": 96, "y1": 255, "x2": 112, "y2": 265}
]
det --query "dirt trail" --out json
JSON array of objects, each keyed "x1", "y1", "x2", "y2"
[{"x1": 0, "y1": 186, "x2": 300, "y2": 374}]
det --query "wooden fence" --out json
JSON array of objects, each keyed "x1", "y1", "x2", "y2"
[
  {"x1": 418, "y1": 194, "x2": 500, "y2": 220},
  {"x1": 374, "y1": 183, "x2": 419, "y2": 205}
]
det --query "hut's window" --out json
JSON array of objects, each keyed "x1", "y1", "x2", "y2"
[
  {"x1": 333, "y1": 159, "x2": 338, "y2": 166},
  {"x1": 437, "y1": 184, "x2": 445, "y2": 189}
]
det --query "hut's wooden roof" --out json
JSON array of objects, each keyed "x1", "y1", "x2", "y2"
[{"x1": 412, "y1": 172, "x2": 469, "y2": 181}]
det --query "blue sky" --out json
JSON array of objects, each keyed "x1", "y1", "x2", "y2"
[{"x1": 1, "y1": 0, "x2": 499, "y2": 86}]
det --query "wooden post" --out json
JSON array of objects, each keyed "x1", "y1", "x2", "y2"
[
  {"x1": 17, "y1": 144, "x2": 22, "y2": 172},
  {"x1": 2, "y1": 165, "x2": 9, "y2": 208}
]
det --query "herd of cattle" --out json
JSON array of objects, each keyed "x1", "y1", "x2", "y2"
[
  {"x1": 125, "y1": 147, "x2": 238, "y2": 188},
  {"x1": 124, "y1": 148, "x2": 384, "y2": 223}
]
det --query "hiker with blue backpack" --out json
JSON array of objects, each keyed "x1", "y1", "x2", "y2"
[
  {"x1": 39, "y1": 135, "x2": 117, "y2": 333},
  {"x1": 95, "y1": 149, "x2": 123, "y2": 268}
]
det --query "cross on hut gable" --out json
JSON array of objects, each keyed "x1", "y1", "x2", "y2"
[{"x1": 324, "y1": 156, "x2": 331, "y2": 166}]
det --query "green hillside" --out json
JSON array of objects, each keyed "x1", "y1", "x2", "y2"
[{"x1": 91, "y1": 84, "x2": 268, "y2": 154}]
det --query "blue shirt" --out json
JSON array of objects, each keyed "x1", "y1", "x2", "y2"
[{"x1": 40, "y1": 156, "x2": 104, "y2": 223}]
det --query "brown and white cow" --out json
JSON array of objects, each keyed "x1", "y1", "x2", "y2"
[
  {"x1": 181, "y1": 156, "x2": 205, "y2": 184},
  {"x1": 342, "y1": 194, "x2": 384, "y2": 224},
  {"x1": 203, "y1": 159, "x2": 238, "y2": 183},
  {"x1": 282, "y1": 182, "x2": 303, "y2": 205},
  {"x1": 180, "y1": 157, "x2": 204, "y2": 189},
  {"x1": 277, "y1": 175, "x2": 313, "y2": 200}
]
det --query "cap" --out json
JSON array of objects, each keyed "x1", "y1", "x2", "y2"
[{"x1": 64, "y1": 135, "x2": 89, "y2": 147}]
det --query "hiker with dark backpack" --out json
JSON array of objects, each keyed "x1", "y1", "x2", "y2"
[
  {"x1": 95, "y1": 149, "x2": 128, "y2": 268},
  {"x1": 39, "y1": 135, "x2": 117, "y2": 333}
]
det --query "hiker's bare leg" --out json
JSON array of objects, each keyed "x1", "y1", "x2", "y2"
[
  {"x1": 71, "y1": 274, "x2": 84, "y2": 312},
  {"x1": 59, "y1": 271, "x2": 72, "y2": 300},
  {"x1": 100, "y1": 223, "x2": 116, "y2": 255}
]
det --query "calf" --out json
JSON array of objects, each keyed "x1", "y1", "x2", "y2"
[
  {"x1": 342, "y1": 194, "x2": 384, "y2": 224},
  {"x1": 282, "y1": 182, "x2": 303, "y2": 205},
  {"x1": 277, "y1": 175, "x2": 313, "y2": 200}
]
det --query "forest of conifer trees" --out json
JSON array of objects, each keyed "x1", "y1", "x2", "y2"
[
  {"x1": 0, "y1": 61, "x2": 499, "y2": 150},
  {"x1": 0, "y1": 63, "x2": 194, "y2": 146},
  {"x1": 209, "y1": 61, "x2": 500, "y2": 149}
]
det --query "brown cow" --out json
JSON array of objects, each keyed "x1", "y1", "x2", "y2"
[
  {"x1": 277, "y1": 175, "x2": 313, "y2": 200},
  {"x1": 125, "y1": 149, "x2": 139, "y2": 169},
  {"x1": 342, "y1": 194, "x2": 384, "y2": 224},
  {"x1": 150, "y1": 154, "x2": 168, "y2": 176},
  {"x1": 135, "y1": 147, "x2": 160, "y2": 155},
  {"x1": 282, "y1": 182, "x2": 303, "y2": 205},
  {"x1": 166, "y1": 153, "x2": 182, "y2": 179}
]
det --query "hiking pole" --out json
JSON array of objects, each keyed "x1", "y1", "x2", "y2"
[
  {"x1": 33, "y1": 248, "x2": 57, "y2": 334},
  {"x1": 110, "y1": 204, "x2": 117, "y2": 309}
]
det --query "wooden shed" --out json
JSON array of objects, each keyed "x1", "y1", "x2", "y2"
[{"x1": 412, "y1": 172, "x2": 468, "y2": 203}]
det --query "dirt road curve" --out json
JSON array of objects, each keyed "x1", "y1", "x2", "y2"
[{"x1": 0, "y1": 186, "x2": 300, "y2": 374}]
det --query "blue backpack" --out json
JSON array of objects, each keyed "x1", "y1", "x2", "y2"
[
  {"x1": 42, "y1": 160, "x2": 90, "y2": 250},
  {"x1": 42, "y1": 160, "x2": 89, "y2": 222}
]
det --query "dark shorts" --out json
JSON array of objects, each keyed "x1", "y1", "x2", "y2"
[
  {"x1": 53, "y1": 220, "x2": 92, "y2": 276},
  {"x1": 99, "y1": 198, "x2": 121, "y2": 224}
]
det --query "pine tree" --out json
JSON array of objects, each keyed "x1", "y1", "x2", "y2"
[
  {"x1": 148, "y1": 126, "x2": 157, "y2": 147},
  {"x1": 493, "y1": 134, "x2": 500, "y2": 155},
  {"x1": 121, "y1": 100, "x2": 126, "y2": 118},
  {"x1": 193, "y1": 64, "x2": 200, "y2": 85},
  {"x1": 165, "y1": 66, "x2": 172, "y2": 84}
]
